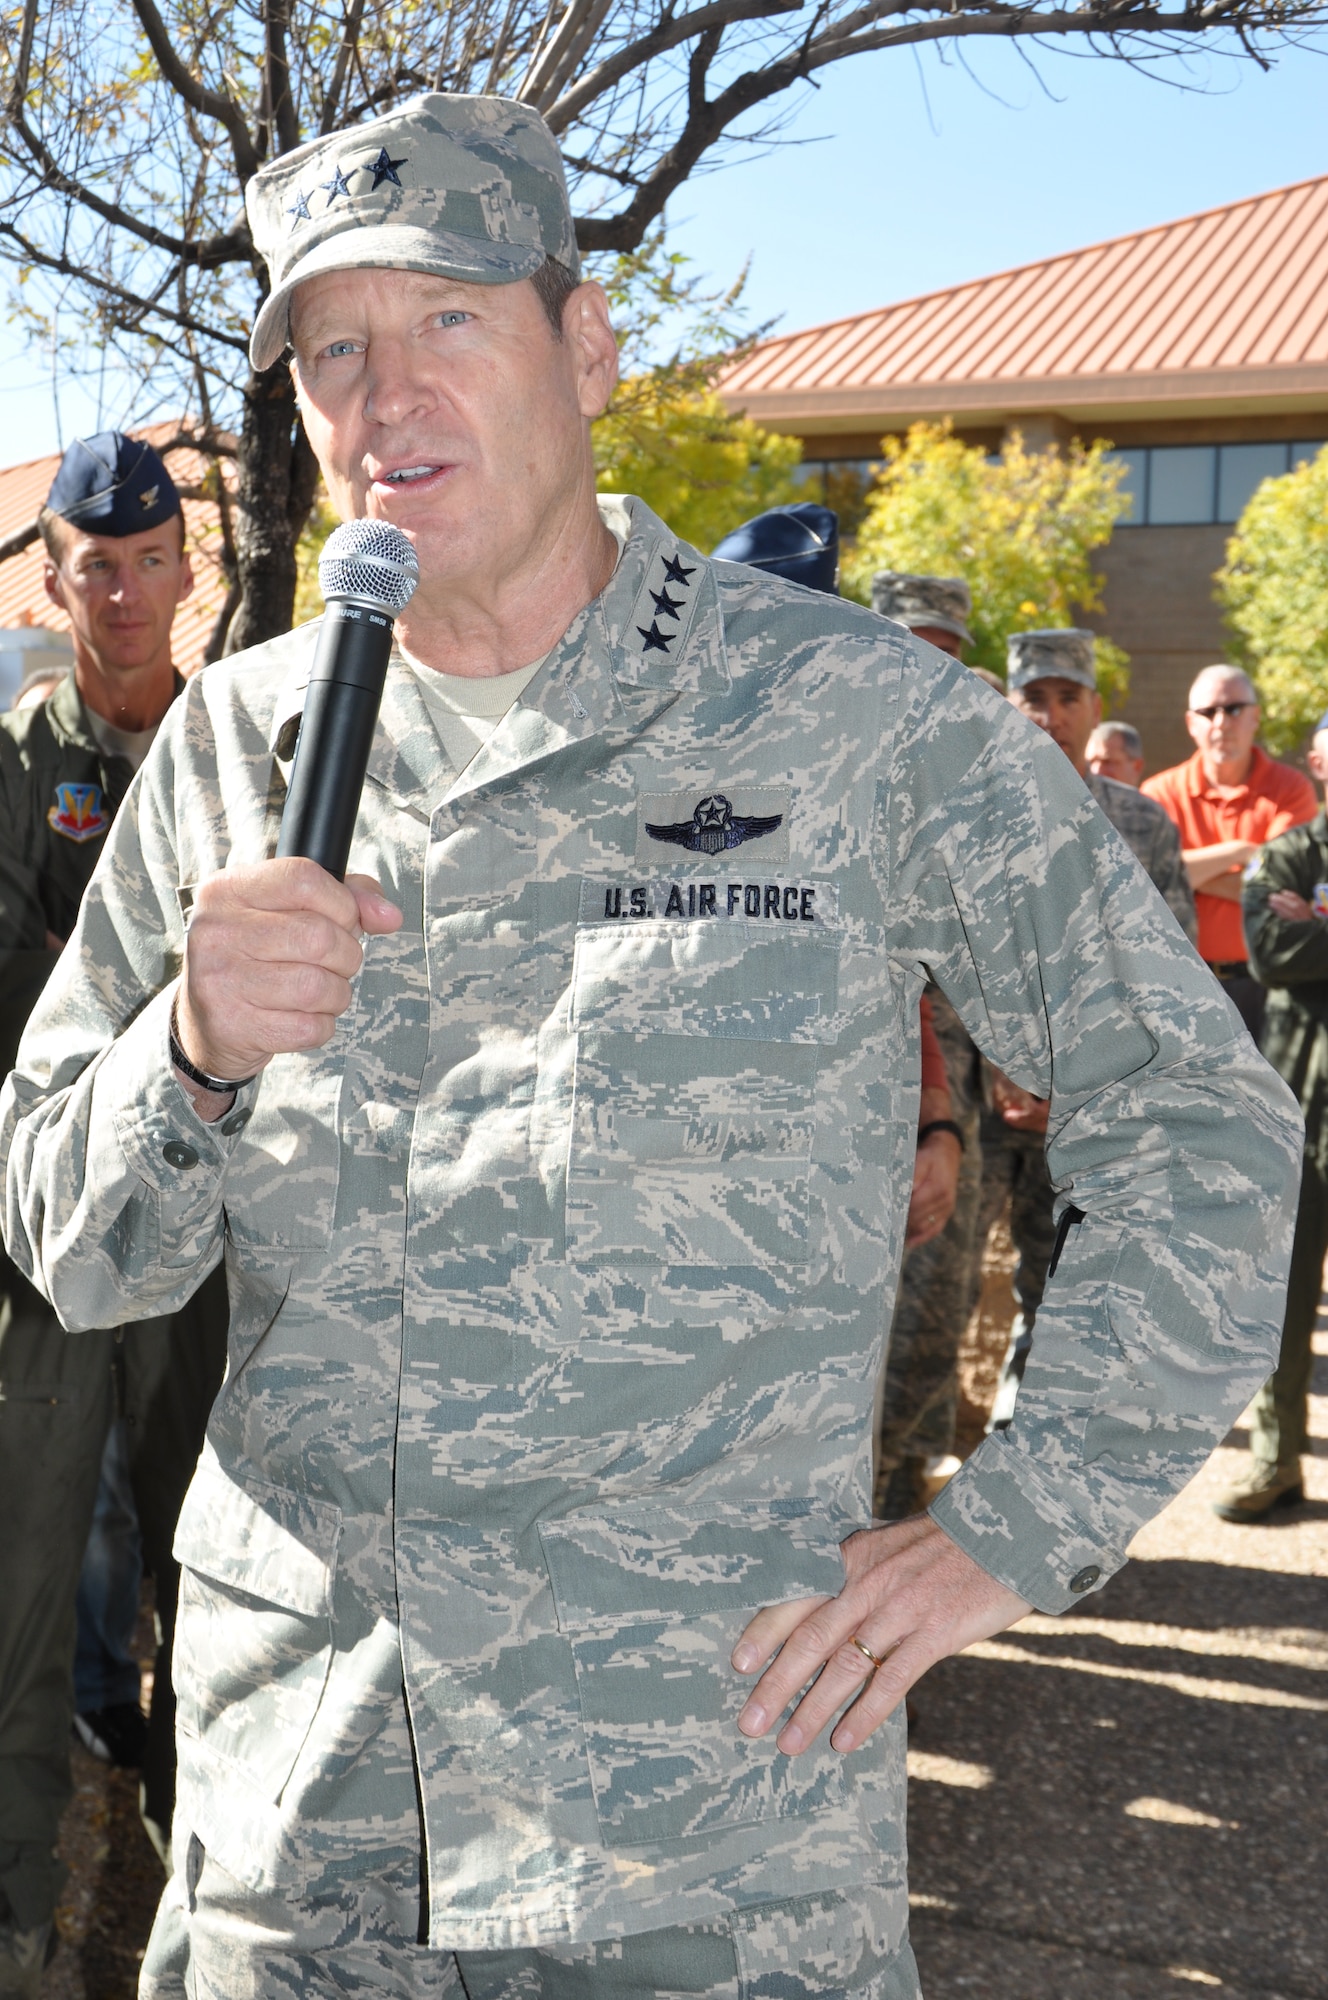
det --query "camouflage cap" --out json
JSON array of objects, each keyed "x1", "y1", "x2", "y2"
[
  {"x1": 246, "y1": 94, "x2": 580, "y2": 371},
  {"x1": 1007, "y1": 628, "x2": 1098, "y2": 693},
  {"x1": 870, "y1": 572, "x2": 973, "y2": 646}
]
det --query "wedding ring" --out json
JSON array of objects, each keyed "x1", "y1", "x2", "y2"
[{"x1": 849, "y1": 1634, "x2": 887, "y2": 1669}]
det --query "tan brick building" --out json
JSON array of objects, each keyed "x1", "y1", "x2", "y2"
[{"x1": 718, "y1": 176, "x2": 1328, "y2": 774}]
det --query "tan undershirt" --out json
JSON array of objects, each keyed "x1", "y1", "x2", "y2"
[
  {"x1": 86, "y1": 709, "x2": 160, "y2": 773},
  {"x1": 398, "y1": 652, "x2": 547, "y2": 777}
]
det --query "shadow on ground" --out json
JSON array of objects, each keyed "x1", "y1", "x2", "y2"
[{"x1": 907, "y1": 1548, "x2": 1328, "y2": 1997}]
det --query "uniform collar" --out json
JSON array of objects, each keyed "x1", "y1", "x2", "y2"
[
  {"x1": 270, "y1": 495, "x2": 730, "y2": 819},
  {"x1": 44, "y1": 666, "x2": 186, "y2": 760}
]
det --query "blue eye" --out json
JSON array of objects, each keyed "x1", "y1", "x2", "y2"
[
  {"x1": 325, "y1": 339, "x2": 358, "y2": 358},
  {"x1": 435, "y1": 312, "x2": 468, "y2": 329}
]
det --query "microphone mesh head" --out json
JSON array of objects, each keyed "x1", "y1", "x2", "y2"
[{"x1": 319, "y1": 519, "x2": 419, "y2": 614}]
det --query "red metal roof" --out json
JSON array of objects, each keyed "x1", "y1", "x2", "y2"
[
  {"x1": 720, "y1": 176, "x2": 1328, "y2": 429},
  {"x1": 0, "y1": 426, "x2": 231, "y2": 678}
]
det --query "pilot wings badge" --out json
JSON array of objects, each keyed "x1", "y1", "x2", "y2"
[{"x1": 645, "y1": 793, "x2": 783, "y2": 856}]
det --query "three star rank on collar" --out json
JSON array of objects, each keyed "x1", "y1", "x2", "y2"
[{"x1": 635, "y1": 550, "x2": 696, "y2": 656}]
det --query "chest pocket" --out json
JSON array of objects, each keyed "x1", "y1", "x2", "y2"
[{"x1": 566, "y1": 920, "x2": 840, "y2": 1274}]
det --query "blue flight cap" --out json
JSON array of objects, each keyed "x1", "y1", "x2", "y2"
[
  {"x1": 45, "y1": 431, "x2": 182, "y2": 537},
  {"x1": 712, "y1": 503, "x2": 840, "y2": 596}
]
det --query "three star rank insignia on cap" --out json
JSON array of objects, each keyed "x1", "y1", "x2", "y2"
[{"x1": 287, "y1": 146, "x2": 408, "y2": 227}]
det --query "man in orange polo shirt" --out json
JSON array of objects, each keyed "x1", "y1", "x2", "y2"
[{"x1": 1143, "y1": 664, "x2": 1316, "y2": 1039}]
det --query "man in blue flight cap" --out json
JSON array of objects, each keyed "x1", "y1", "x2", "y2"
[{"x1": 0, "y1": 433, "x2": 227, "y2": 1994}]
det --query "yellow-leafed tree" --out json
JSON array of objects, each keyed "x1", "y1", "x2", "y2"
[
  {"x1": 1216, "y1": 445, "x2": 1328, "y2": 755},
  {"x1": 842, "y1": 422, "x2": 1133, "y2": 706}
]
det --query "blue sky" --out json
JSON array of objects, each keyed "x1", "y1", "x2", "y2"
[{"x1": 0, "y1": 35, "x2": 1324, "y2": 464}]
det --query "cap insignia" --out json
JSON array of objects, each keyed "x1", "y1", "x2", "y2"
[
  {"x1": 320, "y1": 164, "x2": 354, "y2": 206},
  {"x1": 367, "y1": 147, "x2": 407, "y2": 191},
  {"x1": 287, "y1": 188, "x2": 312, "y2": 223},
  {"x1": 140, "y1": 484, "x2": 159, "y2": 509}
]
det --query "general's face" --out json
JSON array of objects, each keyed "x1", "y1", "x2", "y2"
[
  {"x1": 1086, "y1": 729, "x2": 1143, "y2": 788},
  {"x1": 1185, "y1": 669, "x2": 1260, "y2": 768},
  {"x1": 289, "y1": 268, "x2": 618, "y2": 605},
  {"x1": 1009, "y1": 675, "x2": 1102, "y2": 773},
  {"x1": 44, "y1": 520, "x2": 193, "y2": 674}
]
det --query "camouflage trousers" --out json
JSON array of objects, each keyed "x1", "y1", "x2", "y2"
[
  {"x1": 971, "y1": 1113, "x2": 1058, "y2": 1430},
  {"x1": 874, "y1": 1103, "x2": 982, "y2": 1516},
  {"x1": 1248, "y1": 1147, "x2": 1328, "y2": 1469},
  {"x1": 141, "y1": 1732, "x2": 922, "y2": 2000}
]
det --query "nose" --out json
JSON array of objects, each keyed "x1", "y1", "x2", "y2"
[{"x1": 363, "y1": 336, "x2": 438, "y2": 428}]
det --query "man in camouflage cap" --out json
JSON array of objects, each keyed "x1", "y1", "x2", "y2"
[
  {"x1": 0, "y1": 96, "x2": 1302, "y2": 2000},
  {"x1": 870, "y1": 572, "x2": 972, "y2": 659}
]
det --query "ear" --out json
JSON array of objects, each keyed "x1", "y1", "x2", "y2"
[
  {"x1": 43, "y1": 561, "x2": 65, "y2": 612},
  {"x1": 568, "y1": 281, "x2": 620, "y2": 421},
  {"x1": 177, "y1": 550, "x2": 195, "y2": 604}
]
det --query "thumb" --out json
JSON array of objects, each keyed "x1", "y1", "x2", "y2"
[{"x1": 346, "y1": 874, "x2": 403, "y2": 936}]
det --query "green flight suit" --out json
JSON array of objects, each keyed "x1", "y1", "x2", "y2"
[
  {"x1": 0, "y1": 673, "x2": 227, "y2": 1932},
  {"x1": 1243, "y1": 809, "x2": 1328, "y2": 1470}
]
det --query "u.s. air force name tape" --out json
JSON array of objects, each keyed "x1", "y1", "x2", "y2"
[{"x1": 580, "y1": 878, "x2": 838, "y2": 926}]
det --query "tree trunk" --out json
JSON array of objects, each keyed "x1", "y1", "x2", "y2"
[{"x1": 224, "y1": 359, "x2": 317, "y2": 655}]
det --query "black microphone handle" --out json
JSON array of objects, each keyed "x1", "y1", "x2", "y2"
[{"x1": 276, "y1": 602, "x2": 395, "y2": 879}]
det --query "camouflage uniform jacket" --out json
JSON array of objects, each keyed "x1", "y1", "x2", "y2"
[
  {"x1": 1084, "y1": 768, "x2": 1198, "y2": 947},
  {"x1": 0, "y1": 497, "x2": 1301, "y2": 1949},
  {"x1": 1244, "y1": 808, "x2": 1328, "y2": 1169}
]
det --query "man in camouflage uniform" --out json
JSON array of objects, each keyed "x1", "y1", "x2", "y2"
[
  {"x1": 867, "y1": 576, "x2": 983, "y2": 1519},
  {"x1": 1223, "y1": 711, "x2": 1328, "y2": 1519},
  {"x1": 978, "y1": 630, "x2": 1198, "y2": 1425},
  {"x1": 0, "y1": 97, "x2": 1302, "y2": 2000},
  {"x1": 0, "y1": 437, "x2": 228, "y2": 1992}
]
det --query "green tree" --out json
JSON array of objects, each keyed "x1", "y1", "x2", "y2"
[
  {"x1": 841, "y1": 422, "x2": 1133, "y2": 706},
  {"x1": 591, "y1": 236, "x2": 800, "y2": 548},
  {"x1": 1216, "y1": 445, "x2": 1328, "y2": 755}
]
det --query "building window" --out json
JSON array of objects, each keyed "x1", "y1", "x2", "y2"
[
  {"x1": 1104, "y1": 441, "x2": 1326, "y2": 527},
  {"x1": 791, "y1": 459, "x2": 882, "y2": 536}
]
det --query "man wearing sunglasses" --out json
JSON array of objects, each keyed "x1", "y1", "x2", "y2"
[{"x1": 1143, "y1": 665, "x2": 1316, "y2": 1040}]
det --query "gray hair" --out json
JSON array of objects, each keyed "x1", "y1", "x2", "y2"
[
  {"x1": 1091, "y1": 720, "x2": 1143, "y2": 761},
  {"x1": 1188, "y1": 664, "x2": 1258, "y2": 710}
]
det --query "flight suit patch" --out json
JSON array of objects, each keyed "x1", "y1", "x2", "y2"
[{"x1": 47, "y1": 783, "x2": 109, "y2": 843}]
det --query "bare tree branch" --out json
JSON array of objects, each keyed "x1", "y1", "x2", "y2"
[
  {"x1": 0, "y1": 520, "x2": 41, "y2": 564},
  {"x1": 128, "y1": 0, "x2": 261, "y2": 183}
]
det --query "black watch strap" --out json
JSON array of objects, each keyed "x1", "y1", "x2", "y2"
[
  {"x1": 917, "y1": 1117, "x2": 965, "y2": 1150},
  {"x1": 169, "y1": 997, "x2": 257, "y2": 1094}
]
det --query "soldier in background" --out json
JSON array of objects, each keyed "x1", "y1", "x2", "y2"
[
  {"x1": 1225, "y1": 712, "x2": 1328, "y2": 1519},
  {"x1": 0, "y1": 435, "x2": 227, "y2": 1994},
  {"x1": 869, "y1": 574, "x2": 985, "y2": 1516},
  {"x1": 1087, "y1": 719, "x2": 1145, "y2": 789},
  {"x1": 979, "y1": 629, "x2": 1198, "y2": 1425}
]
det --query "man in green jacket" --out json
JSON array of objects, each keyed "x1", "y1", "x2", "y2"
[
  {"x1": 1224, "y1": 713, "x2": 1328, "y2": 1520},
  {"x1": 0, "y1": 435, "x2": 227, "y2": 1994}
]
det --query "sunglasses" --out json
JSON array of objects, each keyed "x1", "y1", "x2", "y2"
[{"x1": 1190, "y1": 702, "x2": 1255, "y2": 720}]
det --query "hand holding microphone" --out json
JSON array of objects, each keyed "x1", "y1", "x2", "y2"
[{"x1": 173, "y1": 522, "x2": 417, "y2": 1111}]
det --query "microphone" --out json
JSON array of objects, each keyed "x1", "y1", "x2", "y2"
[{"x1": 276, "y1": 519, "x2": 420, "y2": 879}]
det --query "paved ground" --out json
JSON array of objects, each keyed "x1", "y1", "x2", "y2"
[
  {"x1": 42, "y1": 1308, "x2": 1328, "y2": 1998},
  {"x1": 907, "y1": 1317, "x2": 1328, "y2": 1999}
]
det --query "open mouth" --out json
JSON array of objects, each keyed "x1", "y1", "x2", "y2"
[{"x1": 382, "y1": 464, "x2": 444, "y2": 485}]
